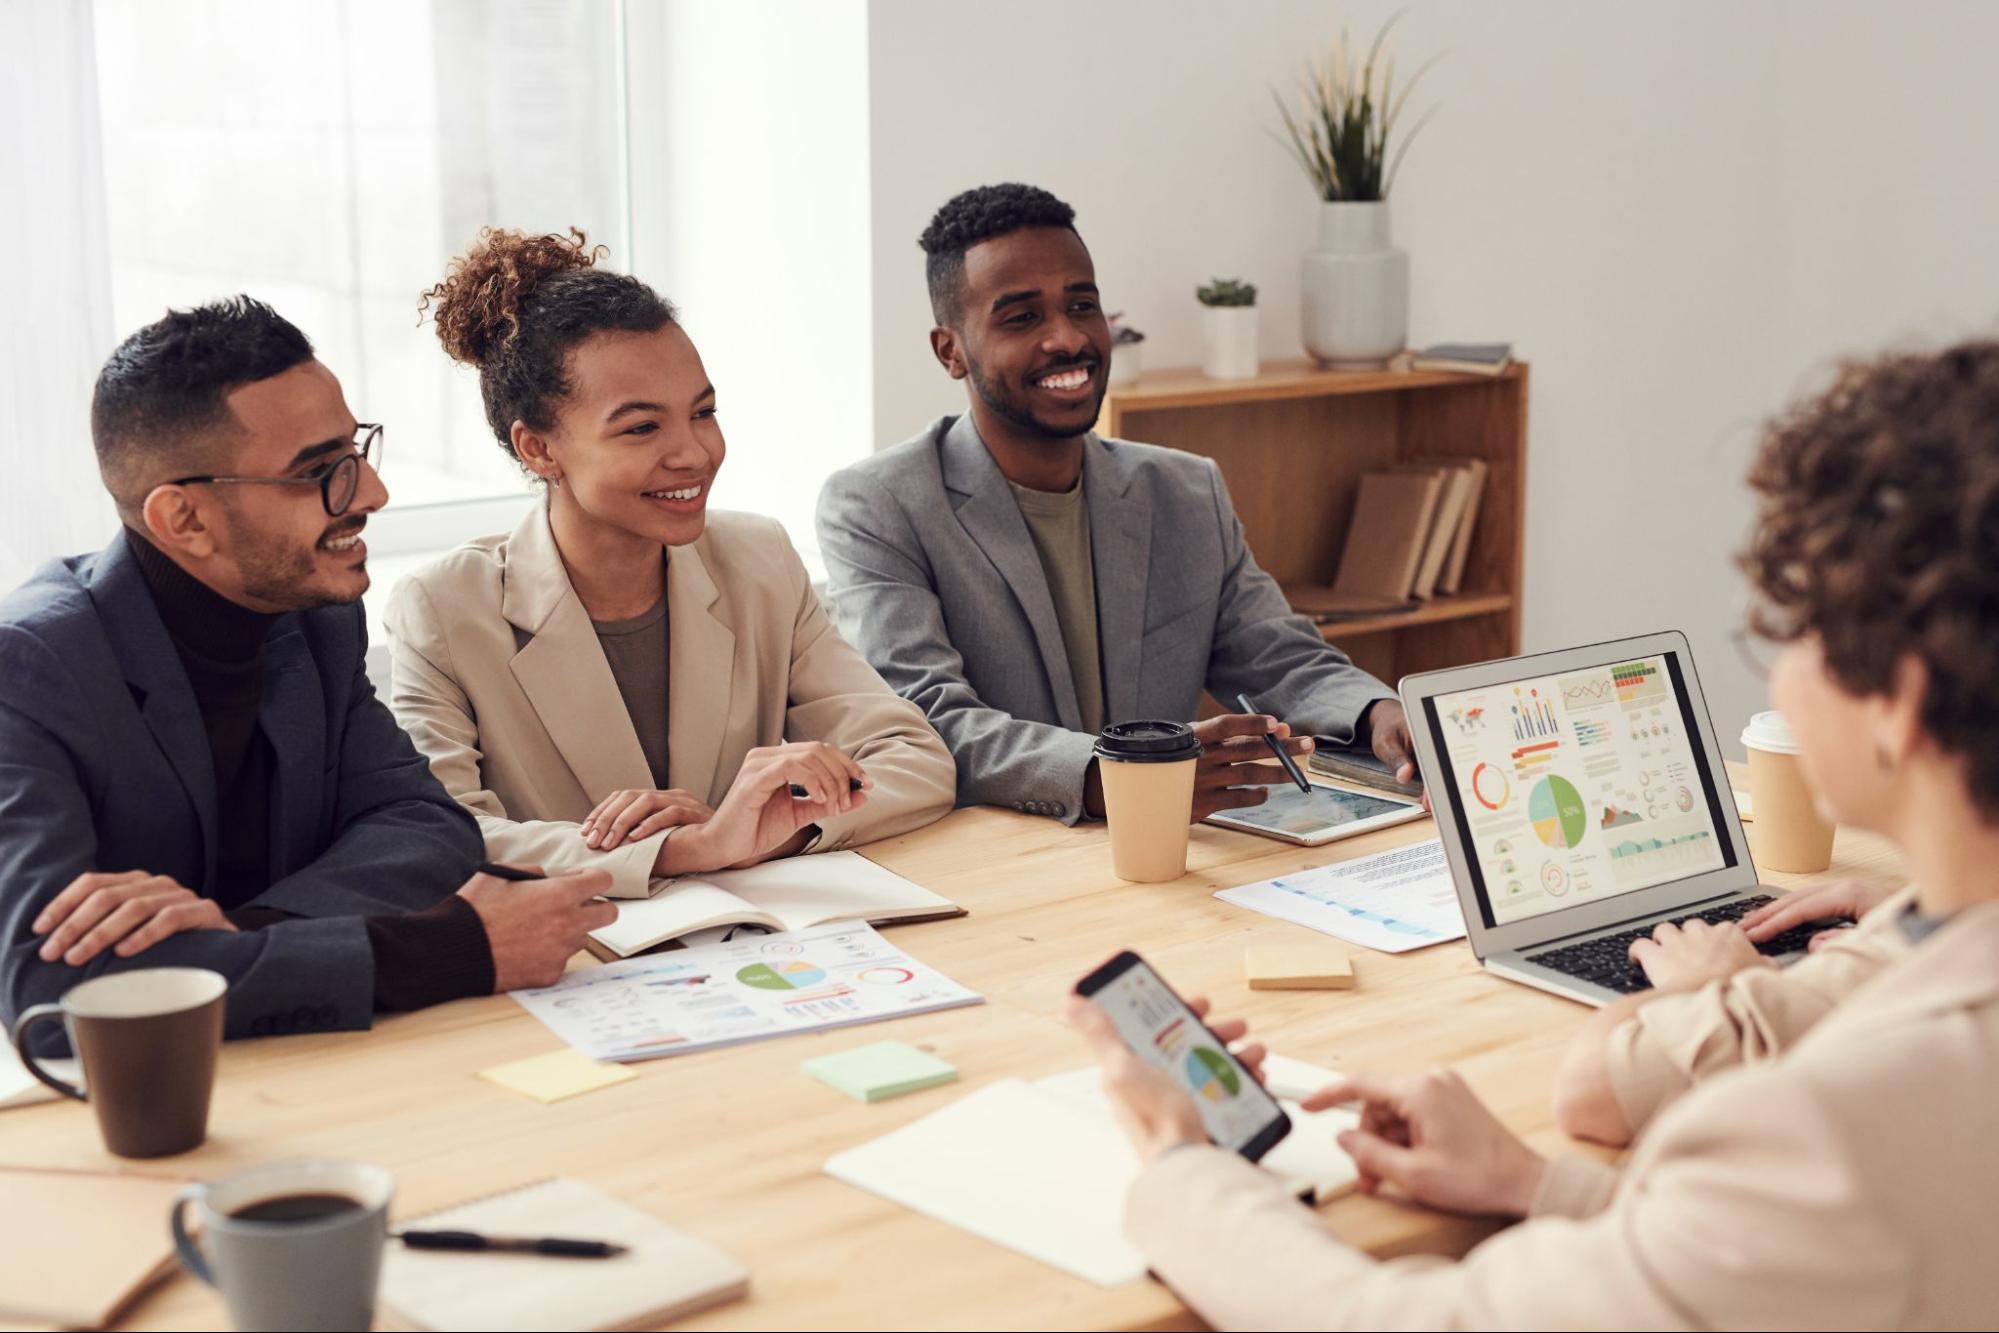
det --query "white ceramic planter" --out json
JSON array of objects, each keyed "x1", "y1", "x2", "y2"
[
  {"x1": 1106, "y1": 340, "x2": 1141, "y2": 386},
  {"x1": 1300, "y1": 201, "x2": 1408, "y2": 368},
  {"x1": 1200, "y1": 305, "x2": 1259, "y2": 379}
]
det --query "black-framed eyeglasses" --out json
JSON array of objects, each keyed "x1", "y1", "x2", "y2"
[{"x1": 166, "y1": 424, "x2": 384, "y2": 517}]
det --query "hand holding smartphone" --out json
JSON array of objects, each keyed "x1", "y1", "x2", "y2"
[{"x1": 1073, "y1": 950, "x2": 1291, "y2": 1161}]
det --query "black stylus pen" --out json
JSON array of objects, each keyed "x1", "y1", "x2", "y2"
[
  {"x1": 1235, "y1": 692, "x2": 1312, "y2": 794},
  {"x1": 788, "y1": 777, "x2": 866, "y2": 798},
  {"x1": 396, "y1": 1229, "x2": 628, "y2": 1258},
  {"x1": 477, "y1": 861, "x2": 540, "y2": 882}
]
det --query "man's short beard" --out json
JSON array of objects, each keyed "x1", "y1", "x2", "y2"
[
  {"x1": 227, "y1": 510, "x2": 359, "y2": 611},
  {"x1": 966, "y1": 354, "x2": 1097, "y2": 442}
]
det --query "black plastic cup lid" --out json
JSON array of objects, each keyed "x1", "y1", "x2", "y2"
[{"x1": 1094, "y1": 720, "x2": 1202, "y2": 763}]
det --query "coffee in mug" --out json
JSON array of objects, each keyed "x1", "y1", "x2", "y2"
[
  {"x1": 172, "y1": 1160, "x2": 394, "y2": 1332},
  {"x1": 1095, "y1": 720, "x2": 1203, "y2": 882},
  {"x1": 1741, "y1": 710, "x2": 1836, "y2": 873},
  {"x1": 9, "y1": 967, "x2": 225, "y2": 1158}
]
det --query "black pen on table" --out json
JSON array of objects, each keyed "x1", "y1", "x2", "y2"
[
  {"x1": 396, "y1": 1228, "x2": 628, "y2": 1258},
  {"x1": 1234, "y1": 692, "x2": 1312, "y2": 794}
]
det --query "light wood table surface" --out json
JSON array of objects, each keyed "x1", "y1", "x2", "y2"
[{"x1": 0, "y1": 771, "x2": 1905, "y2": 1331}]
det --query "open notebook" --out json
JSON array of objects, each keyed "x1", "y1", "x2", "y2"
[
  {"x1": 379, "y1": 1178, "x2": 748, "y2": 1332},
  {"x1": 0, "y1": 1166, "x2": 189, "y2": 1328},
  {"x1": 587, "y1": 850, "x2": 963, "y2": 959}
]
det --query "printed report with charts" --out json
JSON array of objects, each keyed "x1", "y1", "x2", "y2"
[{"x1": 514, "y1": 921, "x2": 983, "y2": 1062}]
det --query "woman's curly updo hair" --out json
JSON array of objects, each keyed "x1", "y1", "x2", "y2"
[
  {"x1": 1740, "y1": 340, "x2": 1999, "y2": 818},
  {"x1": 421, "y1": 227, "x2": 676, "y2": 466}
]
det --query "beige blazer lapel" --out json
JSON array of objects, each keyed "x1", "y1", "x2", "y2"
[
  {"x1": 501, "y1": 504, "x2": 656, "y2": 802},
  {"x1": 664, "y1": 536, "x2": 738, "y2": 806}
]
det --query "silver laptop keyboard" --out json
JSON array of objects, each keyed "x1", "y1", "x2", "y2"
[{"x1": 1523, "y1": 896, "x2": 1855, "y2": 994}]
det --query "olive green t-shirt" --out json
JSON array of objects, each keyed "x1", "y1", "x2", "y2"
[
  {"x1": 1007, "y1": 478, "x2": 1106, "y2": 736},
  {"x1": 592, "y1": 596, "x2": 670, "y2": 789}
]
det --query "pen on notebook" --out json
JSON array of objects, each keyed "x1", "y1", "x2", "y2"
[
  {"x1": 395, "y1": 1229, "x2": 628, "y2": 1258},
  {"x1": 1235, "y1": 692, "x2": 1312, "y2": 794},
  {"x1": 788, "y1": 777, "x2": 866, "y2": 798}
]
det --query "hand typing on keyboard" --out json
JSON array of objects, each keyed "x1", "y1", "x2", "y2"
[{"x1": 1629, "y1": 918, "x2": 1773, "y2": 992}]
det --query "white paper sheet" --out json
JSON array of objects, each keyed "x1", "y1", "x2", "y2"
[
  {"x1": 513, "y1": 922, "x2": 982, "y2": 1062},
  {"x1": 0, "y1": 1040, "x2": 78, "y2": 1111},
  {"x1": 825, "y1": 1056, "x2": 1361, "y2": 1287},
  {"x1": 1215, "y1": 837, "x2": 1468, "y2": 953}
]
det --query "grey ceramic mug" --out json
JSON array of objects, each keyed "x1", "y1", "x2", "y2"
[{"x1": 171, "y1": 1160, "x2": 394, "y2": 1332}]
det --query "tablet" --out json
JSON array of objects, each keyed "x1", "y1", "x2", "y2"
[{"x1": 1205, "y1": 783, "x2": 1426, "y2": 845}]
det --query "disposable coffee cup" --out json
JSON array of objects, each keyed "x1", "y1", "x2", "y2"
[
  {"x1": 1741, "y1": 711, "x2": 1835, "y2": 873},
  {"x1": 9, "y1": 967, "x2": 225, "y2": 1158},
  {"x1": 1095, "y1": 720, "x2": 1203, "y2": 882},
  {"x1": 171, "y1": 1159, "x2": 394, "y2": 1332}
]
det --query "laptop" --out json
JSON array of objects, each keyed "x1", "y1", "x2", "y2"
[{"x1": 1401, "y1": 630, "x2": 1834, "y2": 1007}]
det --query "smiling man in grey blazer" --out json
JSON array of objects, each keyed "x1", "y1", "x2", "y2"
[{"x1": 817, "y1": 183, "x2": 1418, "y2": 826}]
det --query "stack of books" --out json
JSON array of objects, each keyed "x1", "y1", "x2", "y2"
[{"x1": 1287, "y1": 458, "x2": 1488, "y2": 621}]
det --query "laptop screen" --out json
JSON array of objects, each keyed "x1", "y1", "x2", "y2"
[{"x1": 1420, "y1": 650, "x2": 1738, "y2": 929}]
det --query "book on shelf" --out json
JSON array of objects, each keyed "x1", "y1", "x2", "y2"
[
  {"x1": 1289, "y1": 455, "x2": 1488, "y2": 621},
  {"x1": 1411, "y1": 342, "x2": 1512, "y2": 376},
  {"x1": 1289, "y1": 469, "x2": 1443, "y2": 618}
]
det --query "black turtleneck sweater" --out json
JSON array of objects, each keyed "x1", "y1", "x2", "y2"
[{"x1": 125, "y1": 528, "x2": 493, "y2": 1009}]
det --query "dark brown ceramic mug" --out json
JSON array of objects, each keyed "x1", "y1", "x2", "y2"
[{"x1": 10, "y1": 967, "x2": 226, "y2": 1157}]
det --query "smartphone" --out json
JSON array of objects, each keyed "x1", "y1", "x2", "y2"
[{"x1": 1073, "y1": 950, "x2": 1291, "y2": 1161}]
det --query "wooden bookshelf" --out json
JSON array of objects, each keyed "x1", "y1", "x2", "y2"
[{"x1": 1099, "y1": 358, "x2": 1528, "y2": 688}]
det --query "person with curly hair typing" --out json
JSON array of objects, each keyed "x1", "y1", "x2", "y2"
[{"x1": 1070, "y1": 342, "x2": 1999, "y2": 1329}]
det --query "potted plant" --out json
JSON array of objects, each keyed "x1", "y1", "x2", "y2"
[
  {"x1": 1273, "y1": 15, "x2": 1439, "y2": 368},
  {"x1": 1196, "y1": 279, "x2": 1259, "y2": 379},
  {"x1": 1106, "y1": 312, "x2": 1146, "y2": 386}
]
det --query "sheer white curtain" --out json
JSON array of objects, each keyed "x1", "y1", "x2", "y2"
[{"x1": 0, "y1": 0, "x2": 117, "y2": 588}]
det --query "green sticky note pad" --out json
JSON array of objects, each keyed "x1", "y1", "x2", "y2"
[{"x1": 803, "y1": 1040, "x2": 958, "y2": 1103}]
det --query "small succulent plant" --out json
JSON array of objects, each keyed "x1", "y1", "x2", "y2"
[{"x1": 1196, "y1": 279, "x2": 1257, "y2": 308}]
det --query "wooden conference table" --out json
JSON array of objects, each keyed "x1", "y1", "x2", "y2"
[{"x1": 1, "y1": 774, "x2": 1904, "y2": 1332}]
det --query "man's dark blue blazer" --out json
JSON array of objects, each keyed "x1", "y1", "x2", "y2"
[{"x1": 0, "y1": 534, "x2": 483, "y2": 1052}]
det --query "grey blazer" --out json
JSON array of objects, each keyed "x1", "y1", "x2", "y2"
[
  {"x1": 0, "y1": 535, "x2": 484, "y2": 1054},
  {"x1": 815, "y1": 414, "x2": 1392, "y2": 824}
]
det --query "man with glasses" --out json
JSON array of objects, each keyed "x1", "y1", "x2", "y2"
[{"x1": 1, "y1": 297, "x2": 616, "y2": 1053}]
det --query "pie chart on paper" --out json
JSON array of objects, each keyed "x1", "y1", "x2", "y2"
[
  {"x1": 736, "y1": 960, "x2": 828, "y2": 991},
  {"x1": 1529, "y1": 775, "x2": 1589, "y2": 850}
]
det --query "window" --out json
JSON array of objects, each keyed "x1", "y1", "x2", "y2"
[{"x1": 92, "y1": 0, "x2": 628, "y2": 549}]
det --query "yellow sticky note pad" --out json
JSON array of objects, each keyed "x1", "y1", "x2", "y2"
[
  {"x1": 479, "y1": 1048, "x2": 637, "y2": 1103},
  {"x1": 1246, "y1": 945, "x2": 1355, "y2": 990}
]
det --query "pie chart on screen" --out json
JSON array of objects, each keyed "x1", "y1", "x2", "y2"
[
  {"x1": 1184, "y1": 1046, "x2": 1241, "y2": 1102},
  {"x1": 1530, "y1": 775, "x2": 1588, "y2": 850}
]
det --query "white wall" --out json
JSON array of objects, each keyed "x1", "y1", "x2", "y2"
[
  {"x1": 625, "y1": 0, "x2": 874, "y2": 571},
  {"x1": 866, "y1": 0, "x2": 1999, "y2": 751}
]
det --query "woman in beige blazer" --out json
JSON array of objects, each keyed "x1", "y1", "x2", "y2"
[
  {"x1": 1071, "y1": 342, "x2": 1999, "y2": 1329},
  {"x1": 386, "y1": 229, "x2": 954, "y2": 898}
]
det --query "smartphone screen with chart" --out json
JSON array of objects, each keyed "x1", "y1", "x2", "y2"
[
  {"x1": 1074, "y1": 951, "x2": 1290, "y2": 1161},
  {"x1": 1426, "y1": 651, "x2": 1736, "y2": 927}
]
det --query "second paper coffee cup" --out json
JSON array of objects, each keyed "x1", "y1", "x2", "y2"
[
  {"x1": 1741, "y1": 710, "x2": 1835, "y2": 873},
  {"x1": 1095, "y1": 721, "x2": 1202, "y2": 882}
]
